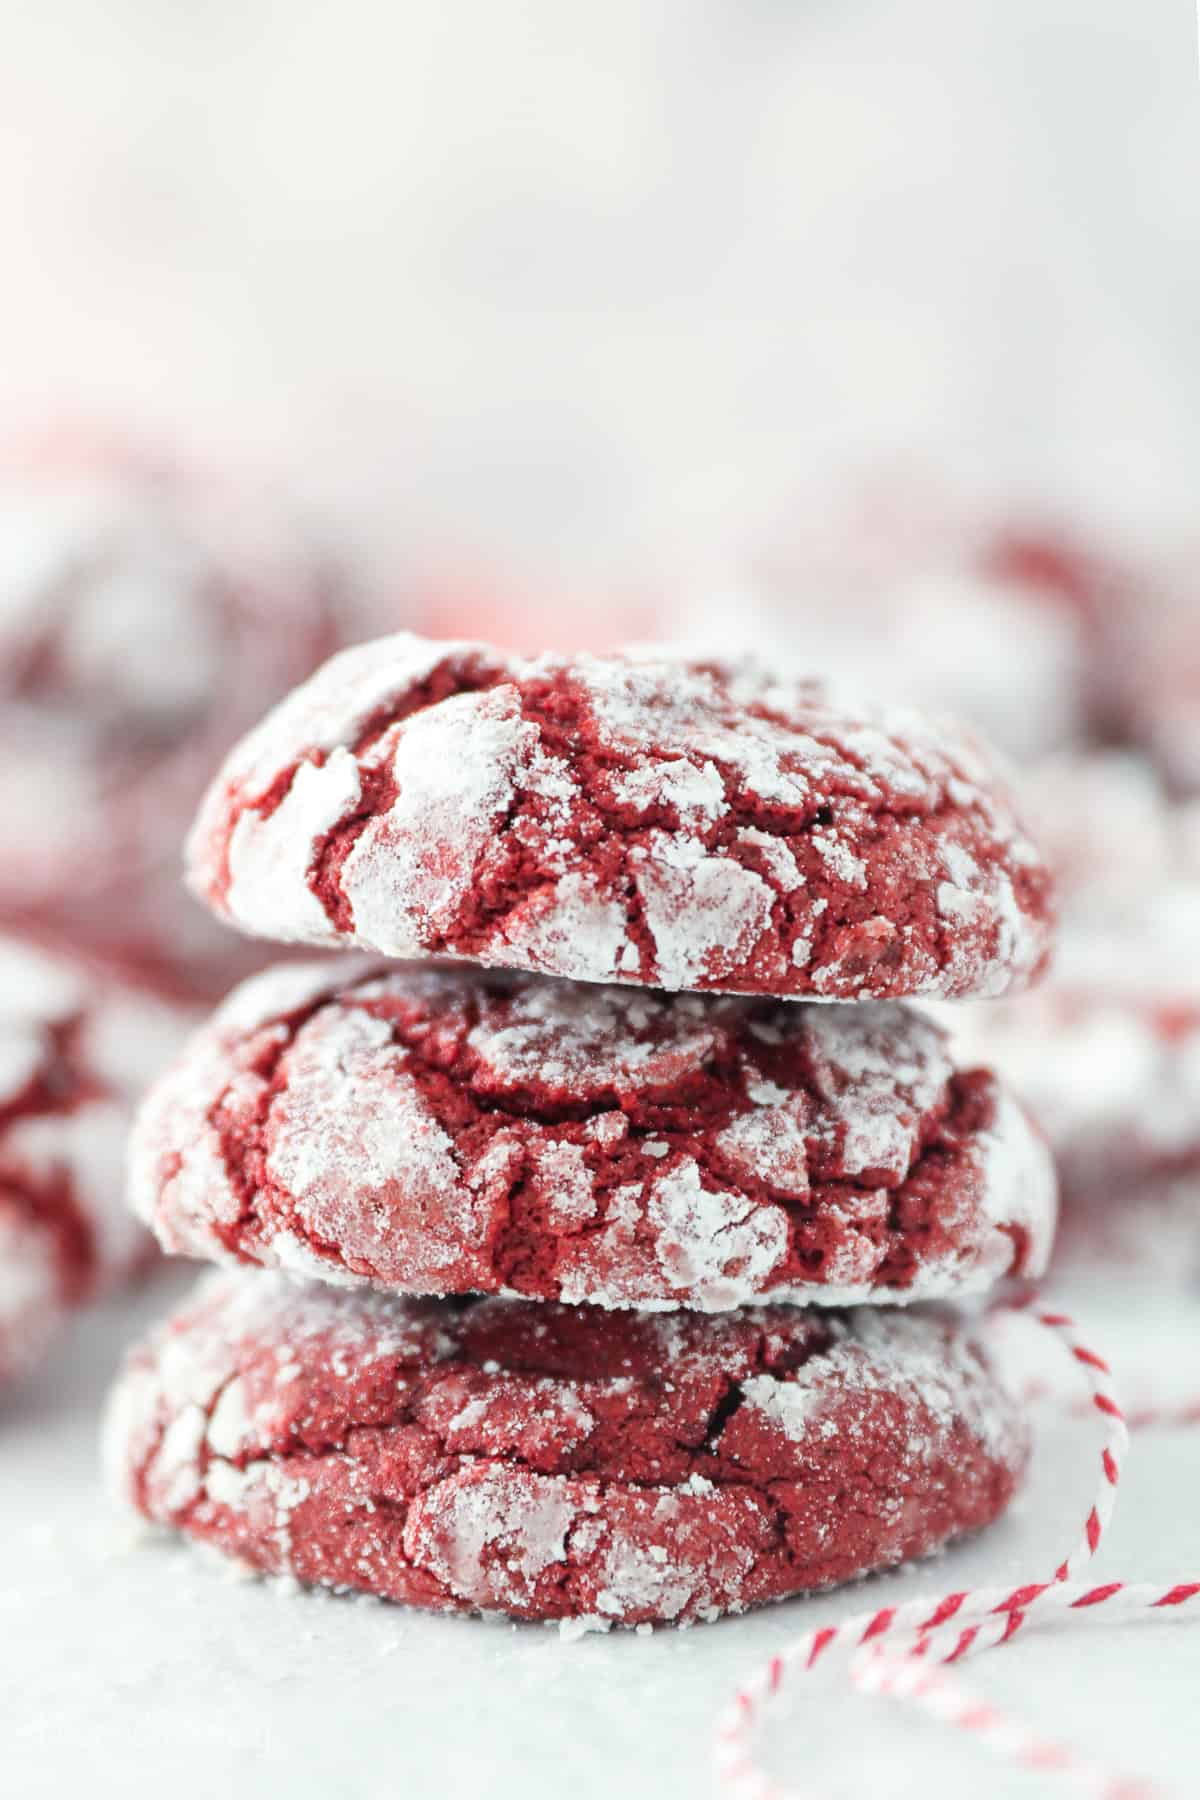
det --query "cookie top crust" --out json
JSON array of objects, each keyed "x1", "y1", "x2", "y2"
[
  {"x1": 186, "y1": 633, "x2": 1054, "y2": 1001},
  {"x1": 130, "y1": 959, "x2": 1056, "y2": 1309},
  {"x1": 105, "y1": 1270, "x2": 1027, "y2": 1625}
]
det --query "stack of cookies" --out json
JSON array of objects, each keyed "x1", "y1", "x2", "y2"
[{"x1": 105, "y1": 634, "x2": 1058, "y2": 1629}]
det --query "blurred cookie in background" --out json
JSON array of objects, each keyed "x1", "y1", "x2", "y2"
[
  {"x1": 1016, "y1": 748, "x2": 1200, "y2": 903},
  {"x1": 0, "y1": 432, "x2": 356, "y2": 999},
  {"x1": 1100, "y1": 558, "x2": 1200, "y2": 799},
  {"x1": 945, "y1": 751, "x2": 1200, "y2": 1288},
  {"x1": 0, "y1": 933, "x2": 192, "y2": 1393},
  {"x1": 670, "y1": 477, "x2": 1139, "y2": 765}
]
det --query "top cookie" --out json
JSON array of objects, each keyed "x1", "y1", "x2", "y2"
[{"x1": 187, "y1": 633, "x2": 1054, "y2": 1001}]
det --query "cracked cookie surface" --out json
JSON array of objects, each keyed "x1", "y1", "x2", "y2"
[
  {"x1": 130, "y1": 960, "x2": 1056, "y2": 1309},
  {"x1": 105, "y1": 1270, "x2": 1028, "y2": 1625},
  {"x1": 186, "y1": 633, "x2": 1053, "y2": 1001}
]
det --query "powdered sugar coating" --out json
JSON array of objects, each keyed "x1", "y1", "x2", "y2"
[
  {"x1": 186, "y1": 633, "x2": 1054, "y2": 1002},
  {"x1": 0, "y1": 933, "x2": 190, "y2": 1384},
  {"x1": 130, "y1": 960, "x2": 1055, "y2": 1309},
  {"x1": 0, "y1": 457, "x2": 346, "y2": 995},
  {"x1": 105, "y1": 1269, "x2": 1028, "y2": 1625}
]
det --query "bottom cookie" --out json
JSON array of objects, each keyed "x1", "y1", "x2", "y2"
[{"x1": 105, "y1": 1273, "x2": 1027, "y2": 1626}]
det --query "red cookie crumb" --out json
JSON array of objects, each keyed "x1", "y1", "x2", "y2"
[
  {"x1": 105, "y1": 1271, "x2": 1028, "y2": 1626},
  {"x1": 186, "y1": 633, "x2": 1054, "y2": 1002},
  {"x1": 131, "y1": 960, "x2": 1056, "y2": 1310},
  {"x1": 0, "y1": 451, "x2": 346, "y2": 997},
  {"x1": 0, "y1": 934, "x2": 189, "y2": 1386}
]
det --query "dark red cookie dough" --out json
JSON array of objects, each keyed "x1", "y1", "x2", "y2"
[
  {"x1": 105, "y1": 1270, "x2": 1028, "y2": 1626},
  {"x1": 131, "y1": 960, "x2": 1056, "y2": 1310},
  {"x1": 0, "y1": 934, "x2": 187, "y2": 1385},
  {"x1": 0, "y1": 448, "x2": 346, "y2": 997},
  {"x1": 186, "y1": 632, "x2": 1054, "y2": 1002}
]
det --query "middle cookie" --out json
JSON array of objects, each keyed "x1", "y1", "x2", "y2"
[{"x1": 131, "y1": 962, "x2": 1056, "y2": 1311}]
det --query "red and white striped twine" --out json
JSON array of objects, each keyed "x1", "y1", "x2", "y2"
[
  {"x1": 714, "y1": 1303, "x2": 1200, "y2": 1800},
  {"x1": 850, "y1": 1578, "x2": 1200, "y2": 1800}
]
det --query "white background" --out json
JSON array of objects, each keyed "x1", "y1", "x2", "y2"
[{"x1": 0, "y1": 0, "x2": 1196, "y2": 585}]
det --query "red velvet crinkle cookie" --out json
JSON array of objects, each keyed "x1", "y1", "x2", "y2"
[
  {"x1": 0, "y1": 450, "x2": 345, "y2": 996},
  {"x1": 130, "y1": 960, "x2": 1056, "y2": 1310},
  {"x1": 105, "y1": 1270, "x2": 1028, "y2": 1626},
  {"x1": 0, "y1": 935, "x2": 187, "y2": 1386},
  {"x1": 186, "y1": 633, "x2": 1054, "y2": 1001}
]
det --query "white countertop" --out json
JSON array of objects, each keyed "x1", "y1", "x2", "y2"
[{"x1": 3, "y1": 1269, "x2": 1198, "y2": 1800}]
